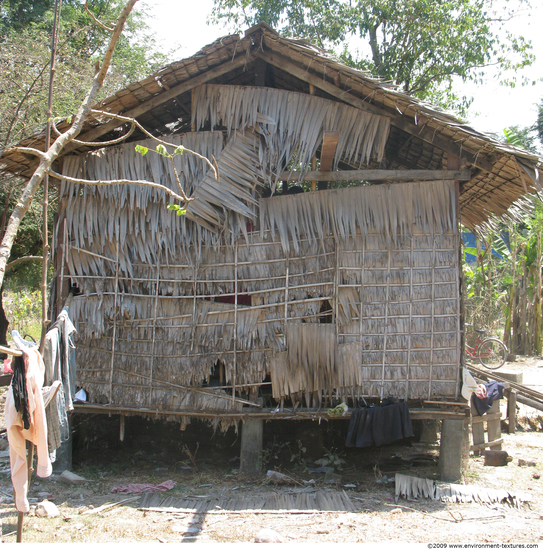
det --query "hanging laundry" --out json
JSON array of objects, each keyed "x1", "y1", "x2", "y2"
[
  {"x1": 471, "y1": 381, "x2": 505, "y2": 416},
  {"x1": 44, "y1": 307, "x2": 77, "y2": 410},
  {"x1": 43, "y1": 307, "x2": 77, "y2": 451},
  {"x1": 5, "y1": 347, "x2": 52, "y2": 513},
  {"x1": 10, "y1": 355, "x2": 30, "y2": 430},
  {"x1": 345, "y1": 400, "x2": 414, "y2": 448}
]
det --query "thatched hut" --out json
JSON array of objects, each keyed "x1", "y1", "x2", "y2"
[{"x1": 2, "y1": 23, "x2": 541, "y2": 476}]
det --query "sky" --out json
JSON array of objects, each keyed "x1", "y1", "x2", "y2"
[{"x1": 142, "y1": 0, "x2": 543, "y2": 141}]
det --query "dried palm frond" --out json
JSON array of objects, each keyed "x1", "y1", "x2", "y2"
[
  {"x1": 260, "y1": 181, "x2": 455, "y2": 254},
  {"x1": 192, "y1": 84, "x2": 390, "y2": 189}
]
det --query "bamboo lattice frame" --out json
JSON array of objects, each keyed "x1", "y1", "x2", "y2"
[{"x1": 58, "y1": 173, "x2": 461, "y2": 421}]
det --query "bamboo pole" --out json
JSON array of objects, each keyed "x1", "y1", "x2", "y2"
[
  {"x1": 190, "y1": 264, "x2": 197, "y2": 351},
  {"x1": 358, "y1": 237, "x2": 366, "y2": 406},
  {"x1": 428, "y1": 235, "x2": 437, "y2": 401},
  {"x1": 379, "y1": 248, "x2": 391, "y2": 400},
  {"x1": 108, "y1": 239, "x2": 120, "y2": 403},
  {"x1": 406, "y1": 234, "x2": 414, "y2": 401},
  {"x1": 0, "y1": 345, "x2": 22, "y2": 357},
  {"x1": 232, "y1": 244, "x2": 238, "y2": 405},
  {"x1": 39, "y1": 0, "x2": 62, "y2": 355},
  {"x1": 58, "y1": 218, "x2": 67, "y2": 318},
  {"x1": 148, "y1": 262, "x2": 160, "y2": 408}
]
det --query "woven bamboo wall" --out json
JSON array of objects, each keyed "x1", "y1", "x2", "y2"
[{"x1": 59, "y1": 175, "x2": 461, "y2": 414}]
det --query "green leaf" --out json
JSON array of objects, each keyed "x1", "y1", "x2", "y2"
[
  {"x1": 167, "y1": 204, "x2": 187, "y2": 216},
  {"x1": 135, "y1": 145, "x2": 148, "y2": 156},
  {"x1": 173, "y1": 145, "x2": 185, "y2": 155},
  {"x1": 66, "y1": 115, "x2": 72, "y2": 125},
  {"x1": 156, "y1": 144, "x2": 168, "y2": 156}
]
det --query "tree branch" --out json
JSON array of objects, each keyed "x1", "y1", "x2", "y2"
[
  {"x1": 48, "y1": 169, "x2": 196, "y2": 204},
  {"x1": 6, "y1": 256, "x2": 43, "y2": 272},
  {"x1": 51, "y1": 115, "x2": 137, "y2": 147},
  {"x1": 84, "y1": 0, "x2": 115, "y2": 32},
  {"x1": 6, "y1": 147, "x2": 48, "y2": 161}
]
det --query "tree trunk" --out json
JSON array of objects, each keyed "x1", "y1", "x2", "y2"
[
  {"x1": 519, "y1": 258, "x2": 528, "y2": 354},
  {"x1": 504, "y1": 229, "x2": 517, "y2": 352},
  {"x1": 535, "y1": 228, "x2": 542, "y2": 355},
  {"x1": 0, "y1": 287, "x2": 8, "y2": 347},
  {"x1": 0, "y1": 0, "x2": 138, "y2": 290}
]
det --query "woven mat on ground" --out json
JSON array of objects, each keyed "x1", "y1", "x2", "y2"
[{"x1": 140, "y1": 490, "x2": 356, "y2": 513}]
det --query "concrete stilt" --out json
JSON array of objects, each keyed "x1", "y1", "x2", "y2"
[
  {"x1": 439, "y1": 418, "x2": 469, "y2": 482},
  {"x1": 420, "y1": 419, "x2": 439, "y2": 443},
  {"x1": 240, "y1": 418, "x2": 263, "y2": 476}
]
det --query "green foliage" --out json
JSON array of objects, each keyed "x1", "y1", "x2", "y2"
[
  {"x1": 156, "y1": 144, "x2": 168, "y2": 156},
  {"x1": 463, "y1": 199, "x2": 543, "y2": 354},
  {"x1": 262, "y1": 438, "x2": 309, "y2": 471},
  {"x1": 2, "y1": 288, "x2": 42, "y2": 341},
  {"x1": 0, "y1": 2, "x2": 168, "y2": 150},
  {"x1": 537, "y1": 98, "x2": 543, "y2": 145},
  {"x1": 135, "y1": 144, "x2": 149, "y2": 156},
  {"x1": 167, "y1": 204, "x2": 187, "y2": 216},
  {"x1": 0, "y1": 179, "x2": 54, "y2": 289},
  {"x1": 211, "y1": 0, "x2": 535, "y2": 113},
  {"x1": 503, "y1": 125, "x2": 541, "y2": 154},
  {"x1": 462, "y1": 228, "x2": 510, "y2": 334}
]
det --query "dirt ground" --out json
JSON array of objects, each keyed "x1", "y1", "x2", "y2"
[{"x1": 0, "y1": 357, "x2": 542, "y2": 544}]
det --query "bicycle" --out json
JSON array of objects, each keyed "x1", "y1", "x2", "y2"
[{"x1": 465, "y1": 325, "x2": 508, "y2": 370}]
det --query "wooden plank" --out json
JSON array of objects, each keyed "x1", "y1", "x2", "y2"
[
  {"x1": 279, "y1": 169, "x2": 471, "y2": 182},
  {"x1": 471, "y1": 438, "x2": 503, "y2": 451},
  {"x1": 471, "y1": 402, "x2": 485, "y2": 449},
  {"x1": 73, "y1": 403, "x2": 469, "y2": 420},
  {"x1": 471, "y1": 412, "x2": 501, "y2": 424},
  {"x1": 487, "y1": 401, "x2": 502, "y2": 449},
  {"x1": 424, "y1": 401, "x2": 466, "y2": 407},
  {"x1": 507, "y1": 389, "x2": 517, "y2": 434},
  {"x1": 320, "y1": 131, "x2": 339, "y2": 171}
]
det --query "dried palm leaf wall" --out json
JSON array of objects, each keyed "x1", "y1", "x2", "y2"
[
  {"x1": 57, "y1": 84, "x2": 460, "y2": 420},
  {"x1": 59, "y1": 178, "x2": 460, "y2": 415}
]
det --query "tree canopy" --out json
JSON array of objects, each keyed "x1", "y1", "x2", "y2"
[
  {"x1": 0, "y1": 0, "x2": 168, "y2": 150},
  {"x1": 211, "y1": 0, "x2": 535, "y2": 112},
  {"x1": 0, "y1": 0, "x2": 168, "y2": 291}
]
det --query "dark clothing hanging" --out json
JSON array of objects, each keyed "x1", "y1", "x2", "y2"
[
  {"x1": 11, "y1": 355, "x2": 30, "y2": 430},
  {"x1": 345, "y1": 400, "x2": 414, "y2": 448},
  {"x1": 471, "y1": 381, "x2": 505, "y2": 416}
]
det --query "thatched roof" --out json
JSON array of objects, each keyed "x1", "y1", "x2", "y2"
[{"x1": 1, "y1": 22, "x2": 541, "y2": 229}]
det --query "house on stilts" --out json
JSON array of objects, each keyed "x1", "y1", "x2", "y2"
[{"x1": 2, "y1": 23, "x2": 541, "y2": 480}]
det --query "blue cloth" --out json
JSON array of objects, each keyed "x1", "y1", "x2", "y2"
[
  {"x1": 345, "y1": 400, "x2": 414, "y2": 448},
  {"x1": 471, "y1": 381, "x2": 505, "y2": 416}
]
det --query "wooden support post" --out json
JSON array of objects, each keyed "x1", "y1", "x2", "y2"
[
  {"x1": 119, "y1": 415, "x2": 125, "y2": 442},
  {"x1": 507, "y1": 389, "x2": 517, "y2": 434},
  {"x1": 486, "y1": 401, "x2": 502, "y2": 447},
  {"x1": 439, "y1": 418, "x2": 468, "y2": 482},
  {"x1": 239, "y1": 418, "x2": 263, "y2": 476}
]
